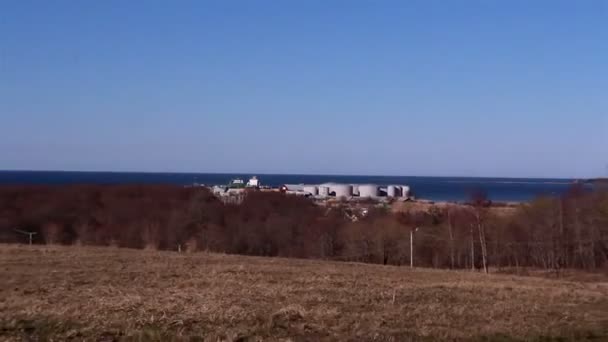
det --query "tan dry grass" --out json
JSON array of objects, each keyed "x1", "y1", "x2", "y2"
[{"x1": 1, "y1": 245, "x2": 607, "y2": 341}]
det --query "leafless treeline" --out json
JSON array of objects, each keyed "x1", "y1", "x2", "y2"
[
  {"x1": 1, "y1": 184, "x2": 606, "y2": 272},
  {"x1": 396, "y1": 186, "x2": 608, "y2": 273}
]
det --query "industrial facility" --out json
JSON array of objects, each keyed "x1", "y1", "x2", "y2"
[
  {"x1": 206, "y1": 176, "x2": 412, "y2": 203},
  {"x1": 280, "y1": 182, "x2": 410, "y2": 200}
]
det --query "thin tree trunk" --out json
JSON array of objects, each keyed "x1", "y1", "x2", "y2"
[
  {"x1": 476, "y1": 211, "x2": 488, "y2": 274},
  {"x1": 558, "y1": 198, "x2": 565, "y2": 270},
  {"x1": 591, "y1": 228, "x2": 597, "y2": 269},
  {"x1": 575, "y1": 205, "x2": 585, "y2": 268},
  {"x1": 470, "y1": 224, "x2": 475, "y2": 271},
  {"x1": 448, "y1": 210, "x2": 455, "y2": 269}
]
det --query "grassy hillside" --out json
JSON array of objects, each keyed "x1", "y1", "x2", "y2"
[{"x1": 1, "y1": 246, "x2": 607, "y2": 341}]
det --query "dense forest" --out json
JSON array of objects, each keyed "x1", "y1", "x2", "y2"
[{"x1": 1, "y1": 184, "x2": 607, "y2": 272}]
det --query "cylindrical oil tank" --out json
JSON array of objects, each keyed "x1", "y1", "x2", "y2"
[
  {"x1": 387, "y1": 185, "x2": 402, "y2": 197},
  {"x1": 320, "y1": 183, "x2": 337, "y2": 196},
  {"x1": 352, "y1": 184, "x2": 360, "y2": 196},
  {"x1": 318, "y1": 186, "x2": 330, "y2": 197},
  {"x1": 358, "y1": 184, "x2": 379, "y2": 198},
  {"x1": 283, "y1": 184, "x2": 304, "y2": 192},
  {"x1": 400, "y1": 185, "x2": 410, "y2": 197},
  {"x1": 331, "y1": 184, "x2": 352, "y2": 197},
  {"x1": 395, "y1": 186, "x2": 403, "y2": 197},
  {"x1": 302, "y1": 185, "x2": 318, "y2": 196}
]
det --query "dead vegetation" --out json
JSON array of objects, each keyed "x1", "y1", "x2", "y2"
[
  {"x1": 3, "y1": 185, "x2": 608, "y2": 273},
  {"x1": 1, "y1": 245, "x2": 607, "y2": 341}
]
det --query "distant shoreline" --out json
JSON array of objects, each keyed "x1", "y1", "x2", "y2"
[
  {"x1": 0, "y1": 169, "x2": 583, "y2": 181},
  {"x1": 0, "y1": 171, "x2": 587, "y2": 203}
]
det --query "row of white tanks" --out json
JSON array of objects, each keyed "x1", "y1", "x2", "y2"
[{"x1": 293, "y1": 183, "x2": 409, "y2": 198}]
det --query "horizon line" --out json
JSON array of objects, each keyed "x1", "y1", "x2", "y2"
[{"x1": 0, "y1": 169, "x2": 587, "y2": 180}]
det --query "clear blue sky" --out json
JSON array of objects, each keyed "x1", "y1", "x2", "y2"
[{"x1": 1, "y1": 1, "x2": 606, "y2": 178}]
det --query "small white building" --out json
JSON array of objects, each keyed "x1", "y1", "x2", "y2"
[{"x1": 247, "y1": 176, "x2": 260, "y2": 187}]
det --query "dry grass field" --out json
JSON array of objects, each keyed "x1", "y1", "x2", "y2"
[{"x1": 1, "y1": 245, "x2": 607, "y2": 341}]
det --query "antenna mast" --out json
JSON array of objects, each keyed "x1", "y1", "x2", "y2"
[{"x1": 13, "y1": 228, "x2": 37, "y2": 246}]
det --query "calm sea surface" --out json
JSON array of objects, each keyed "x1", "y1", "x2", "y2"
[{"x1": 0, "y1": 171, "x2": 589, "y2": 202}]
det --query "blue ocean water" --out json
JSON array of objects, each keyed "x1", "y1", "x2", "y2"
[{"x1": 0, "y1": 171, "x2": 587, "y2": 202}]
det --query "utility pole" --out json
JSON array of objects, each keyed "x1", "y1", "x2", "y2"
[
  {"x1": 14, "y1": 228, "x2": 37, "y2": 245},
  {"x1": 410, "y1": 227, "x2": 419, "y2": 268}
]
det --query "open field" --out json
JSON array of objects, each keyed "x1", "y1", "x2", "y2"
[{"x1": 1, "y1": 246, "x2": 607, "y2": 341}]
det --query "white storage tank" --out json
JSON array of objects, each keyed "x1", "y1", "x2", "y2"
[
  {"x1": 283, "y1": 184, "x2": 304, "y2": 192},
  {"x1": 358, "y1": 184, "x2": 379, "y2": 198},
  {"x1": 302, "y1": 185, "x2": 318, "y2": 196},
  {"x1": 320, "y1": 183, "x2": 339, "y2": 196},
  {"x1": 318, "y1": 186, "x2": 330, "y2": 197},
  {"x1": 387, "y1": 185, "x2": 401, "y2": 197},
  {"x1": 332, "y1": 184, "x2": 353, "y2": 197},
  {"x1": 400, "y1": 185, "x2": 410, "y2": 198},
  {"x1": 395, "y1": 186, "x2": 403, "y2": 197},
  {"x1": 352, "y1": 184, "x2": 360, "y2": 196}
]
